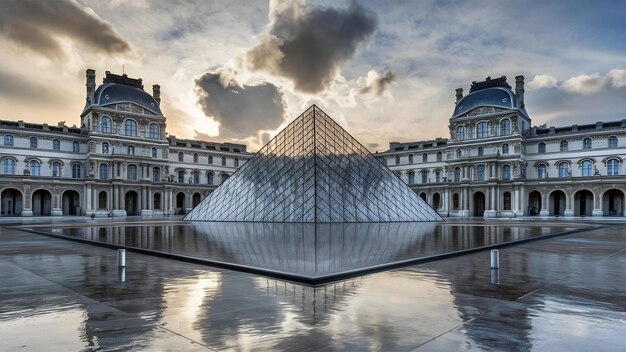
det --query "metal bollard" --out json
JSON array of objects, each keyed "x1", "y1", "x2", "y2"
[
  {"x1": 490, "y1": 249, "x2": 499, "y2": 269},
  {"x1": 117, "y1": 249, "x2": 126, "y2": 267}
]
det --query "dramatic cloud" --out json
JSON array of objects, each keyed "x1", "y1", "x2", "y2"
[
  {"x1": 608, "y1": 69, "x2": 626, "y2": 88},
  {"x1": 195, "y1": 70, "x2": 288, "y2": 139},
  {"x1": 359, "y1": 70, "x2": 397, "y2": 96},
  {"x1": 527, "y1": 74, "x2": 558, "y2": 90},
  {"x1": 562, "y1": 73, "x2": 608, "y2": 94},
  {"x1": 0, "y1": 71, "x2": 60, "y2": 103},
  {"x1": 0, "y1": 0, "x2": 132, "y2": 59},
  {"x1": 246, "y1": 0, "x2": 378, "y2": 93}
]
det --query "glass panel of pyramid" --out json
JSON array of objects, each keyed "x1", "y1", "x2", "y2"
[{"x1": 185, "y1": 105, "x2": 443, "y2": 222}]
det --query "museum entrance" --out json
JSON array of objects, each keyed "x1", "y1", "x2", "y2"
[
  {"x1": 574, "y1": 190, "x2": 593, "y2": 216},
  {"x1": 125, "y1": 191, "x2": 139, "y2": 216},
  {"x1": 192, "y1": 193, "x2": 202, "y2": 207},
  {"x1": 473, "y1": 191, "x2": 485, "y2": 217},
  {"x1": 603, "y1": 189, "x2": 624, "y2": 216},
  {"x1": 176, "y1": 192, "x2": 186, "y2": 215},
  {"x1": 1, "y1": 188, "x2": 22, "y2": 216},
  {"x1": 549, "y1": 190, "x2": 566, "y2": 216},
  {"x1": 32, "y1": 190, "x2": 52, "y2": 216},
  {"x1": 62, "y1": 190, "x2": 80, "y2": 215},
  {"x1": 528, "y1": 191, "x2": 541, "y2": 216}
]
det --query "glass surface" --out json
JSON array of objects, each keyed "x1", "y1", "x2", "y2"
[
  {"x1": 185, "y1": 106, "x2": 442, "y2": 223},
  {"x1": 42, "y1": 222, "x2": 577, "y2": 281}
]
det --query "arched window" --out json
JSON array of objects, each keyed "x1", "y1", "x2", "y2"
[
  {"x1": 478, "y1": 147, "x2": 484, "y2": 156},
  {"x1": 609, "y1": 136, "x2": 618, "y2": 148},
  {"x1": 73, "y1": 141, "x2": 80, "y2": 153},
  {"x1": 581, "y1": 160, "x2": 592, "y2": 177},
  {"x1": 178, "y1": 152, "x2": 184, "y2": 162},
  {"x1": 456, "y1": 125, "x2": 465, "y2": 140},
  {"x1": 207, "y1": 172, "x2": 214, "y2": 185},
  {"x1": 502, "y1": 144, "x2": 509, "y2": 155},
  {"x1": 422, "y1": 153, "x2": 428, "y2": 163},
  {"x1": 148, "y1": 123, "x2": 160, "y2": 139},
  {"x1": 408, "y1": 171, "x2": 415, "y2": 184},
  {"x1": 408, "y1": 154, "x2": 414, "y2": 164},
  {"x1": 151, "y1": 147, "x2": 157, "y2": 158},
  {"x1": 152, "y1": 167, "x2": 161, "y2": 182},
  {"x1": 395, "y1": 155, "x2": 400, "y2": 165},
  {"x1": 4, "y1": 135, "x2": 14, "y2": 146},
  {"x1": 99, "y1": 163, "x2": 108, "y2": 180},
  {"x1": 477, "y1": 165, "x2": 485, "y2": 181},
  {"x1": 3, "y1": 159, "x2": 15, "y2": 175},
  {"x1": 435, "y1": 170, "x2": 442, "y2": 182},
  {"x1": 127, "y1": 145, "x2": 135, "y2": 155},
  {"x1": 193, "y1": 153, "x2": 199, "y2": 163},
  {"x1": 500, "y1": 119, "x2": 511, "y2": 136},
  {"x1": 558, "y1": 162, "x2": 569, "y2": 178},
  {"x1": 477, "y1": 122, "x2": 488, "y2": 138},
  {"x1": 127, "y1": 165, "x2": 137, "y2": 180},
  {"x1": 221, "y1": 157, "x2": 227, "y2": 166},
  {"x1": 124, "y1": 119, "x2": 138, "y2": 136},
  {"x1": 583, "y1": 138, "x2": 592, "y2": 150},
  {"x1": 52, "y1": 161, "x2": 62, "y2": 177},
  {"x1": 153, "y1": 193, "x2": 161, "y2": 210},
  {"x1": 177, "y1": 170, "x2": 184, "y2": 183},
  {"x1": 502, "y1": 165, "x2": 511, "y2": 180},
  {"x1": 454, "y1": 167, "x2": 461, "y2": 182},
  {"x1": 436, "y1": 152, "x2": 442, "y2": 162},
  {"x1": 607, "y1": 159, "x2": 619, "y2": 176},
  {"x1": 29, "y1": 160, "x2": 40, "y2": 176},
  {"x1": 208, "y1": 155, "x2": 213, "y2": 164},
  {"x1": 98, "y1": 191, "x2": 107, "y2": 209},
  {"x1": 193, "y1": 171, "x2": 200, "y2": 184},
  {"x1": 72, "y1": 164, "x2": 81, "y2": 179},
  {"x1": 30, "y1": 137, "x2": 38, "y2": 148},
  {"x1": 53, "y1": 139, "x2": 61, "y2": 150},
  {"x1": 234, "y1": 158, "x2": 239, "y2": 167},
  {"x1": 538, "y1": 142, "x2": 546, "y2": 153},
  {"x1": 221, "y1": 173, "x2": 229, "y2": 183},
  {"x1": 421, "y1": 171, "x2": 428, "y2": 184},
  {"x1": 503, "y1": 192, "x2": 512, "y2": 210},
  {"x1": 102, "y1": 142, "x2": 109, "y2": 154},
  {"x1": 560, "y1": 140, "x2": 568, "y2": 151},
  {"x1": 537, "y1": 164, "x2": 546, "y2": 179},
  {"x1": 456, "y1": 149, "x2": 462, "y2": 158},
  {"x1": 452, "y1": 193, "x2": 460, "y2": 210},
  {"x1": 100, "y1": 116, "x2": 112, "y2": 133}
]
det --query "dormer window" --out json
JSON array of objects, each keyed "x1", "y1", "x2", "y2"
[
  {"x1": 500, "y1": 119, "x2": 511, "y2": 136},
  {"x1": 149, "y1": 123, "x2": 160, "y2": 139},
  {"x1": 100, "y1": 116, "x2": 112, "y2": 133},
  {"x1": 124, "y1": 119, "x2": 138, "y2": 136}
]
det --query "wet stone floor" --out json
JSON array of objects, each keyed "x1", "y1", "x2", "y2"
[{"x1": 0, "y1": 218, "x2": 624, "y2": 351}]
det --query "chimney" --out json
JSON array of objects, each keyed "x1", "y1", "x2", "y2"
[
  {"x1": 515, "y1": 75, "x2": 525, "y2": 108},
  {"x1": 152, "y1": 84, "x2": 161, "y2": 105},
  {"x1": 455, "y1": 88, "x2": 463, "y2": 104},
  {"x1": 86, "y1": 69, "x2": 96, "y2": 105}
]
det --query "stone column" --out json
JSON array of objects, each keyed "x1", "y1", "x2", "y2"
[
  {"x1": 564, "y1": 191, "x2": 575, "y2": 217},
  {"x1": 592, "y1": 189, "x2": 604, "y2": 216},
  {"x1": 539, "y1": 191, "x2": 550, "y2": 216},
  {"x1": 85, "y1": 183, "x2": 92, "y2": 215},
  {"x1": 114, "y1": 186, "x2": 119, "y2": 210}
]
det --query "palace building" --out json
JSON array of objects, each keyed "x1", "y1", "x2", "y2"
[
  {"x1": 381, "y1": 75, "x2": 626, "y2": 218},
  {"x1": 0, "y1": 69, "x2": 250, "y2": 217}
]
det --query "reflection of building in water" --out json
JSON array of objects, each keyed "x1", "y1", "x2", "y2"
[
  {"x1": 71, "y1": 223, "x2": 569, "y2": 279},
  {"x1": 382, "y1": 75, "x2": 626, "y2": 218}
]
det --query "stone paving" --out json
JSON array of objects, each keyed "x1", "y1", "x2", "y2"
[{"x1": 0, "y1": 219, "x2": 624, "y2": 351}]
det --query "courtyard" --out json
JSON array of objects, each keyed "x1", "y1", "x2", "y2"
[{"x1": 0, "y1": 217, "x2": 624, "y2": 351}]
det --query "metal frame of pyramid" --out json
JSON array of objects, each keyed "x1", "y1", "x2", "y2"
[{"x1": 185, "y1": 105, "x2": 443, "y2": 222}]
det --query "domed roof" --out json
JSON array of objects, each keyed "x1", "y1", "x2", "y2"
[
  {"x1": 92, "y1": 83, "x2": 162, "y2": 115},
  {"x1": 452, "y1": 87, "x2": 516, "y2": 118}
]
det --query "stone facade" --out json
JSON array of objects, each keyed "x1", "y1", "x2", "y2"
[
  {"x1": 380, "y1": 75, "x2": 626, "y2": 218},
  {"x1": 0, "y1": 70, "x2": 250, "y2": 217}
]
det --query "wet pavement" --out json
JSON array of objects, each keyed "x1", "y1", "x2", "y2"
[{"x1": 0, "y1": 219, "x2": 625, "y2": 351}]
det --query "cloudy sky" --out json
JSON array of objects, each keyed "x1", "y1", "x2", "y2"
[{"x1": 0, "y1": 0, "x2": 625, "y2": 151}]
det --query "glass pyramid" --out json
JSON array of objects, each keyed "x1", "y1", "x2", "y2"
[{"x1": 185, "y1": 105, "x2": 443, "y2": 222}]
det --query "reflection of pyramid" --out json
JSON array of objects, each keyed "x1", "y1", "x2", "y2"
[{"x1": 185, "y1": 105, "x2": 443, "y2": 222}]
